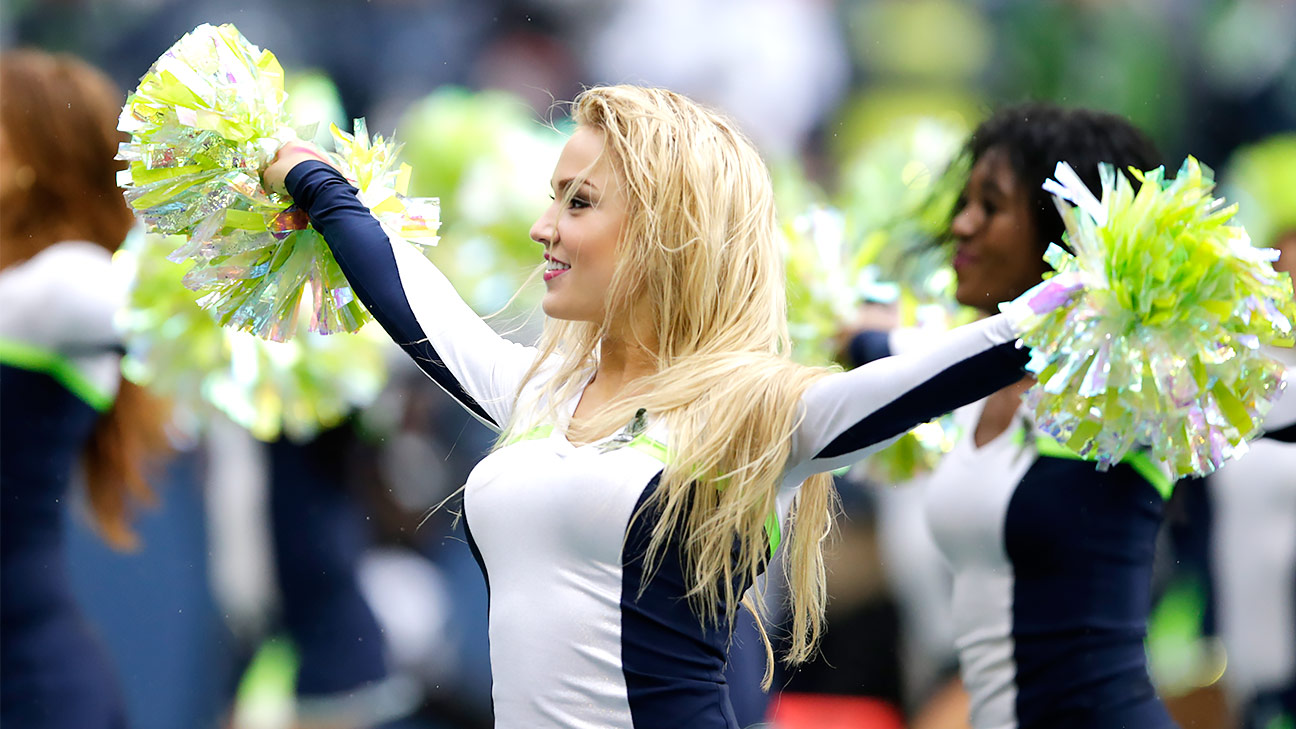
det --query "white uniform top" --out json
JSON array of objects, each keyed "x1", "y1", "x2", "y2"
[{"x1": 0, "y1": 241, "x2": 123, "y2": 406}]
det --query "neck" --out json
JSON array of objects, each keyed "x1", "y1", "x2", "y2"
[
  {"x1": 594, "y1": 331, "x2": 657, "y2": 391},
  {"x1": 568, "y1": 328, "x2": 658, "y2": 430}
]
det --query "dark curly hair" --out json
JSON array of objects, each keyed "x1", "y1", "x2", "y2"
[{"x1": 965, "y1": 103, "x2": 1162, "y2": 252}]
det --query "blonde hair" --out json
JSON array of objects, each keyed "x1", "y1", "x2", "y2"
[{"x1": 501, "y1": 85, "x2": 837, "y2": 683}]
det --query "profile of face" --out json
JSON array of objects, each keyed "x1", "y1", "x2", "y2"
[
  {"x1": 0, "y1": 124, "x2": 20, "y2": 205},
  {"x1": 529, "y1": 126, "x2": 629, "y2": 323},
  {"x1": 950, "y1": 147, "x2": 1052, "y2": 313}
]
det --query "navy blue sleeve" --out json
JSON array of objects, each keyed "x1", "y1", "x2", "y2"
[
  {"x1": 813, "y1": 339, "x2": 1027, "y2": 461},
  {"x1": 286, "y1": 161, "x2": 538, "y2": 429}
]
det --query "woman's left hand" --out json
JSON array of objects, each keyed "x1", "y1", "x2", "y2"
[{"x1": 262, "y1": 141, "x2": 336, "y2": 196}]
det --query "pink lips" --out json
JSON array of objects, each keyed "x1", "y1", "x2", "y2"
[
  {"x1": 543, "y1": 253, "x2": 570, "y2": 283},
  {"x1": 952, "y1": 250, "x2": 975, "y2": 273}
]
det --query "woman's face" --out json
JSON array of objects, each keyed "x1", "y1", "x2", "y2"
[
  {"x1": 529, "y1": 126, "x2": 629, "y2": 323},
  {"x1": 949, "y1": 147, "x2": 1051, "y2": 313}
]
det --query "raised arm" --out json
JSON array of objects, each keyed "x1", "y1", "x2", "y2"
[
  {"x1": 282, "y1": 159, "x2": 536, "y2": 431},
  {"x1": 784, "y1": 314, "x2": 1026, "y2": 484}
]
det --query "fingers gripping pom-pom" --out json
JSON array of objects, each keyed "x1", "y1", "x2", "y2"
[
  {"x1": 117, "y1": 23, "x2": 439, "y2": 341},
  {"x1": 1002, "y1": 157, "x2": 1296, "y2": 479}
]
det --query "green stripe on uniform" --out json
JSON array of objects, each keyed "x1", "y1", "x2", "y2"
[
  {"x1": 1033, "y1": 432, "x2": 1175, "y2": 500},
  {"x1": 504, "y1": 423, "x2": 555, "y2": 446},
  {"x1": 626, "y1": 433, "x2": 670, "y2": 463},
  {"x1": 0, "y1": 337, "x2": 114, "y2": 412},
  {"x1": 505, "y1": 420, "x2": 785, "y2": 558}
]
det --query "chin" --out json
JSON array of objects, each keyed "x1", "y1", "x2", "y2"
[
  {"x1": 540, "y1": 298, "x2": 596, "y2": 323},
  {"x1": 954, "y1": 285, "x2": 1000, "y2": 314},
  {"x1": 952, "y1": 285, "x2": 978, "y2": 310}
]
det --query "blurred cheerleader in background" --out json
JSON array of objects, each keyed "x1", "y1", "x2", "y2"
[
  {"x1": 0, "y1": 49, "x2": 170, "y2": 729},
  {"x1": 839, "y1": 103, "x2": 1191, "y2": 729},
  {"x1": 1209, "y1": 135, "x2": 1296, "y2": 729}
]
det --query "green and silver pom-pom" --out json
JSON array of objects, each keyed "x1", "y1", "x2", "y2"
[
  {"x1": 116, "y1": 230, "x2": 389, "y2": 442},
  {"x1": 117, "y1": 23, "x2": 439, "y2": 341},
  {"x1": 1004, "y1": 157, "x2": 1296, "y2": 479}
]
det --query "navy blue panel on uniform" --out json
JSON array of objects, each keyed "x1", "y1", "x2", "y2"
[
  {"x1": 1166, "y1": 477, "x2": 1217, "y2": 636},
  {"x1": 461, "y1": 513, "x2": 494, "y2": 720},
  {"x1": 463, "y1": 515, "x2": 491, "y2": 603},
  {"x1": 620, "y1": 476, "x2": 741, "y2": 729},
  {"x1": 1, "y1": 365, "x2": 128, "y2": 729},
  {"x1": 815, "y1": 340, "x2": 1027, "y2": 460},
  {"x1": 285, "y1": 161, "x2": 495, "y2": 426},
  {"x1": 1005, "y1": 456, "x2": 1177, "y2": 729}
]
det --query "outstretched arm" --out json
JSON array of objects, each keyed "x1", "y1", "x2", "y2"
[
  {"x1": 280, "y1": 158, "x2": 536, "y2": 431},
  {"x1": 784, "y1": 314, "x2": 1026, "y2": 484}
]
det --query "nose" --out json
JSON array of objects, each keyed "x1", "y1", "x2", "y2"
[
  {"x1": 530, "y1": 202, "x2": 558, "y2": 247},
  {"x1": 949, "y1": 202, "x2": 979, "y2": 241}
]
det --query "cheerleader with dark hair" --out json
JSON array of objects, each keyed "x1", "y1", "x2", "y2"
[{"x1": 843, "y1": 104, "x2": 1188, "y2": 729}]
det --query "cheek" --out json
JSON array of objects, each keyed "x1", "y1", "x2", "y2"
[
  {"x1": 990, "y1": 226, "x2": 1046, "y2": 281},
  {"x1": 589, "y1": 228, "x2": 622, "y2": 277},
  {"x1": 956, "y1": 268, "x2": 993, "y2": 302}
]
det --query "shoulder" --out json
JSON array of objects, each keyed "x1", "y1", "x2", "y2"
[
  {"x1": 1, "y1": 240, "x2": 118, "y2": 295},
  {"x1": 0, "y1": 240, "x2": 125, "y2": 346}
]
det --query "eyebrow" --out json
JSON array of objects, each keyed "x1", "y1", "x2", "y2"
[
  {"x1": 982, "y1": 176, "x2": 1010, "y2": 199},
  {"x1": 552, "y1": 177, "x2": 598, "y2": 194}
]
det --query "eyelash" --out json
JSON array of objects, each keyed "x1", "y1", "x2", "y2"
[
  {"x1": 955, "y1": 196, "x2": 997, "y2": 216},
  {"x1": 550, "y1": 194, "x2": 591, "y2": 210}
]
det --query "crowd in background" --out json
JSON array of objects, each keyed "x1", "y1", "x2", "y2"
[{"x1": 2, "y1": 1, "x2": 1294, "y2": 728}]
